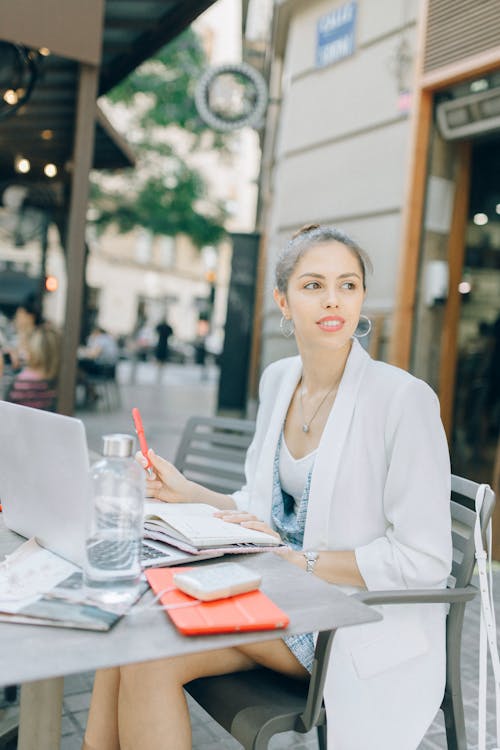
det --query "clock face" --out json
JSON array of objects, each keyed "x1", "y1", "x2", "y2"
[{"x1": 195, "y1": 63, "x2": 268, "y2": 132}]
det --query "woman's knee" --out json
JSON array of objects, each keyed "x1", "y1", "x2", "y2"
[
  {"x1": 119, "y1": 649, "x2": 254, "y2": 689},
  {"x1": 119, "y1": 653, "x2": 204, "y2": 689}
]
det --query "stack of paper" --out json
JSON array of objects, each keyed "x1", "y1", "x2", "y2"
[{"x1": 144, "y1": 502, "x2": 283, "y2": 554}]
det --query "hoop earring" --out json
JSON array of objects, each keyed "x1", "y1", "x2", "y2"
[
  {"x1": 353, "y1": 314, "x2": 372, "y2": 338},
  {"x1": 280, "y1": 315, "x2": 295, "y2": 338}
]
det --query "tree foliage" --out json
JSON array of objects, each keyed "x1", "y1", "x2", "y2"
[{"x1": 91, "y1": 28, "x2": 227, "y2": 247}]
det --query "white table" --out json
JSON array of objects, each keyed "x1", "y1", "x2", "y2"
[{"x1": 0, "y1": 520, "x2": 381, "y2": 749}]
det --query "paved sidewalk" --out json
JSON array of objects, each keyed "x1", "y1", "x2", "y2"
[{"x1": 1, "y1": 359, "x2": 499, "y2": 749}]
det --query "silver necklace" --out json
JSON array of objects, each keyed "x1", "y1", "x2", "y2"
[{"x1": 299, "y1": 380, "x2": 338, "y2": 433}]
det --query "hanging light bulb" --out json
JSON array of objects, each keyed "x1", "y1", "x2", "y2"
[
  {"x1": 14, "y1": 156, "x2": 31, "y2": 174},
  {"x1": 3, "y1": 89, "x2": 18, "y2": 105},
  {"x1": 473, "y1": 213, "x2": 488, "y2": 226},
  {"x1": 44, "y1": 163, "x2": 57, "y2": 178}
]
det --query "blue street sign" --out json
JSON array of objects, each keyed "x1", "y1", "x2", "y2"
[{"x1": 316, "y1": 1, "x2": 357, "y2": 68}]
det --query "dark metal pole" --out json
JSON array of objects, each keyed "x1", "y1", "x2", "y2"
[{"x1": 57, "y1": 63, "x2": 99, "y2": 415}]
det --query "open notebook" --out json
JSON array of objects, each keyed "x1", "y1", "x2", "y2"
[
  {"x1": 144, "y1": 502, "x2": 283, "y2": 554},
  {"x1": 146, "y1": 567, "x2": 290, "y2": 635}
]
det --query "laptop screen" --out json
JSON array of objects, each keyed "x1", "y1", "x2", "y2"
[{"x1": 0, "y1": 401, "x2": 90, "y2": 566}]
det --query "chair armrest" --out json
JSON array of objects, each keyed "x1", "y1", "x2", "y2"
[
  {"x1": 354, "y1": 584, "x2": 477, "y2": 606},
  {"x1": 295, "y1": 585, "x2": 477, "y2": 733}
]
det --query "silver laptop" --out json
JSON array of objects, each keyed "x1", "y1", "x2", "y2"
[{"x1": 0, "y1": 401, "x2": 214, "y2": 568}]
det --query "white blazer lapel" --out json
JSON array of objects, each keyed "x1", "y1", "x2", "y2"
[
  {"x1": 304, "y1": 340, "x2": 370, "y2": 548},
  {"x1": 251, "y1": 357, "x2": 302, "y2": 524}
]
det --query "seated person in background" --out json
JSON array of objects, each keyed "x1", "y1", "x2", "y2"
[
  {"x1": 79, "y1": 326, "x2": 119, "y2": 376},
  {"x1": 6, "y1": 324, "x2": 60, "y2": 411},
  {"x1": 78, "y1": 327, "x2": 119, "y2": 406},
  {"x1": 6, "y1": 297, "x2": 43, "y2": 371}
]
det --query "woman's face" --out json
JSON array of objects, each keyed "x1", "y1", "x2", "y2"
[
  {"x1": 15, "y1": 307, "x2": 34, "y2": 333},
  {"x1": 274, "y1": 241, "x2": 366, "y2": 354}
]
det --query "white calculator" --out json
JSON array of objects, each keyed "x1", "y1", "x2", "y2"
[{"x1": 173, "y1": 562, "x2": 262, "y2": 601}]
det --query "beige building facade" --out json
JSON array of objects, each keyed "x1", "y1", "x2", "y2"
[
  {"x1": 258, "y1": 0, "x2": 420, "y2": 368},
  {"x1": 257, "y1": 0, "x2": 500, "y2": 552}
]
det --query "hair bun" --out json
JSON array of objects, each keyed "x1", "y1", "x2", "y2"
[{"x1": 291, "y1": 223, "x2": 320, "y2": 240}]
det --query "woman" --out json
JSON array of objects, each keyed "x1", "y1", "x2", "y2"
[
  {"x1": 83, "y1": 225, "x2": 452, "y2": 750},
  {"x1": 6, "y1": 298, "x2": 43, "y2": 371},
  {"x1": 6, "y1": 324, "x2": 60, "y2": 411}
]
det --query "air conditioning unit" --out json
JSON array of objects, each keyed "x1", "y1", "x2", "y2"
[{"x1": 436, "y1": 87, "x2": 500, "y2": 140}]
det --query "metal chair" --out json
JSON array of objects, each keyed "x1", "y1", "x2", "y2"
[
  {"x1": 185, "y1": 472, "x2": 495, "y2": 750},
  {"x1": 174, "y1": 415, "x2": 255, "y2": 494},
  {"x1": 86, "y1": 362, "x2": 121, "y2": 412}
]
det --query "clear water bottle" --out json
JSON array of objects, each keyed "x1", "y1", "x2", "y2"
[{"x1": 84, "y1": 433, "x2": 144, "y2": 606}]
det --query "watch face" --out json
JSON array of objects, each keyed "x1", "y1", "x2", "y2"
[{"x1": 305, "y1": 551, "x2": 318, "y2": 572}]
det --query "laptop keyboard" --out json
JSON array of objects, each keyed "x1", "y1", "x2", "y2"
[{"x1": 86, "y1": 539, "x2": 169, "y2": 567}]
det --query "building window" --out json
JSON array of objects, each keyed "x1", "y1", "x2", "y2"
[
  {"x1": 135, "y1": 229, "x2": 153, "y2": 264},
  {"x1": 159, "y1": 236, "x2": 175, "y2": 268}
]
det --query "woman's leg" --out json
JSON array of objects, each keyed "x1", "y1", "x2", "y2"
[
  {"x1": 82, "y1": 667, "x2": 120, "y2": 750},
  {"x1": 117, "y1": 639, "x2": 307, "y2": 750}
]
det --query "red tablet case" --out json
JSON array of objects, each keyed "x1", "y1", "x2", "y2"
[{"x1": 146, "y1": 568, "x2": 290, "y2": 635}]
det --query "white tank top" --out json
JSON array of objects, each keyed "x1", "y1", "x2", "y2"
[{"x1": 278, "y1": 434, "x2": 317, "y2": 513}]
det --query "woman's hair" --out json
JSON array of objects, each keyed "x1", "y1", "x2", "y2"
[
  {"x1": 17, "y1": 295, "x2": 43, "y2": 326},
  {"x1": 275, "y1": 224, "x2": 372, "y2": 293},
  {"x1": 26, "y1": 325, "x2": 61, "y2": 380}
]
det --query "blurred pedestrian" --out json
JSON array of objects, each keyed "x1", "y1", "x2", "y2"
[
  {"x1": 155, "y1": 317, "x2": 174, "y2": 382},
  {"x1": 134, "y1": 323, "x2": 155, "y2": 362},
  {"x1": 155, "y1": 318, "x2": 173, "y2": 364},
  {"x1": 6, "y1": 325, "x2": 60, "y2": 411},
  {"x1": 194, "y1": 316, "x2": 209, "y2": 380}
]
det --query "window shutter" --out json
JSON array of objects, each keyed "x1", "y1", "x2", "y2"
[{"x1": 424, "y1": 0, "x2": 500, "y2": 73}]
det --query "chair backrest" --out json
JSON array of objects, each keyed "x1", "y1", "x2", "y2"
[
  {"x1": 450, "y1": 474, "x2": 495, "y2": 590},
  {"x1": 174, "y1": 416, "x2": 256, "y2": 495}
]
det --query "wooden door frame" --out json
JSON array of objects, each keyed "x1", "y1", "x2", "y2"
[{"x1": 389, "y1": 0, "x2": 500, "y2": 389}]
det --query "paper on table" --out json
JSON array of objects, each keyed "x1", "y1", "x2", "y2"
[{"x1": 0, "y1": 538, "x2": 78, "y2": 612}]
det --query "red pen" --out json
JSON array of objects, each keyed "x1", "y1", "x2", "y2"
[{"x1": 132, "y1": 407, "x2": 154, "y2": 477}]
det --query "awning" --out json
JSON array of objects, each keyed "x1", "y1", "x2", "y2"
[
  {"x1": 0, "y1": 0, "x2": 218, "y2": 179},
  {"x1": 0, "y1": 270, "x2": 40, "y2": 307}
]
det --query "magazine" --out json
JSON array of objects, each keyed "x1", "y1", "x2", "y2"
[{"x1": 0, "y1": 538, "x2": 146, "y2": 631}]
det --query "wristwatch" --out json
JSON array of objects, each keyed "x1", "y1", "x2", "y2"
[{"x1": 303, "y1": 550, "x2": 319, "y2": 574}]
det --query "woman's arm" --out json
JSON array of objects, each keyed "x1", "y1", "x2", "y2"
[
  {"x1": 215, "y1": 509, "x2": 366, "y2": 587},
  {"x1": 276, "y1": 379, "x2": 450, "y2": 592},
  {"x1": 140, "y1": 449, "x2": 237, "y2": 509},
  {"x1": 354, "y1": 379, "x2": 452, "y2": 591},
  {"x1": 278, "y1": 547, "x2": 366, "y2": 588}
]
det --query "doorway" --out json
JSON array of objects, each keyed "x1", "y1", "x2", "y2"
[{"x1": 450, "y1": 136, "x2": 500, "y2": 486}]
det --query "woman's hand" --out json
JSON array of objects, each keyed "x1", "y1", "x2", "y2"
[
  {"x1": 213, "y1": 510, "x2": 281, "y2": 541},
  {"x1": 136, "y1": 449, "x2": 195, "y2": 503},
  {"x1": 274, "y1": 546, "x2": 306, "y2": 569}
]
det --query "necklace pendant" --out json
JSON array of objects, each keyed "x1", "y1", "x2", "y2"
[{"x1": 302, "y1": 424, "x2": 310, "y2": 433}]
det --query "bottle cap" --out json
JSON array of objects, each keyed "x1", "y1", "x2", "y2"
[{"x1": 101, "y1": 434, "x2": 135, "y2": 458}]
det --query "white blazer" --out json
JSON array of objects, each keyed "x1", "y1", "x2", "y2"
[{"x1": 233, "y1": 339, "x2": 452, "y2": 750}]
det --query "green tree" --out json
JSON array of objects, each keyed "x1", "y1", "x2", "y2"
[{"x1": 91, "y1": 29, "x2": 227, "y2": 247}]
